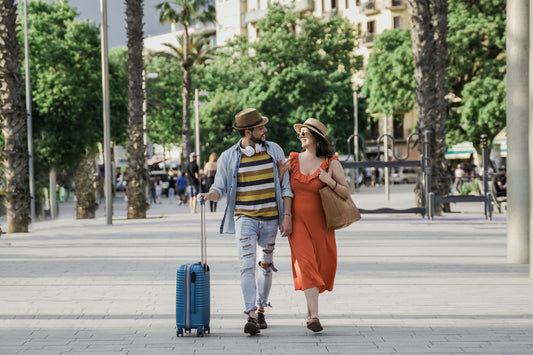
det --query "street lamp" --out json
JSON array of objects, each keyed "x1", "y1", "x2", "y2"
[
  {"x1": 194, "y1": 89, "x2": 208, "y2": 167},
  {"x1": 353, "y1": 92, "x2": 366, "y2": 190},
  {"x1": 100, "y1": 0, "x2": 112, "y2": 224},
  {"x1": 23, "y1": 0, "x2": 36, "y2": 222}
]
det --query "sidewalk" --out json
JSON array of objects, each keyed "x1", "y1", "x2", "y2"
[{"x1": 1, "y1": 185, "x2": 532, "y2": 354}]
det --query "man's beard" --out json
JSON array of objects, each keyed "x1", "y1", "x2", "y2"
[{"x1": 251, "y1": 135, "x2": 264, "y2": 144}]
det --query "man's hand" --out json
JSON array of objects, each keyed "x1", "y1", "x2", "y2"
[{"x1": 197, "y1": 190, "x2": 219, "y2": 203}]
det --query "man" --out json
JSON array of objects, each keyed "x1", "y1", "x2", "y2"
[
  {"x1": 186, "y1": 152, "x2": 200, "y2": 213},
  {"x1": 197, "y1": 108, "x2": 293, "y2": 335}
]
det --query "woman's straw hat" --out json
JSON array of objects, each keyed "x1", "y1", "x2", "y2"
[{"x1": 293, "y1": 118, "x2": 328, "y2": 142}]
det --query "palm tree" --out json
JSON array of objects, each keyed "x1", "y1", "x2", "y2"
[
  {"x1": 0, "y1": 0, "x2": 30, "y2": 233},
  {"x1": 406, "y1": 0, "x2": 449, "y2": 213},
  {"x1": 126, "y1": 0, "x2": 148, "y2": 219},
  {"x1": 156, "y1": 0, "x2": 216, "y2": 158}
]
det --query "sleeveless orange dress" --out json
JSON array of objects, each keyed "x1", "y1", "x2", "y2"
[{"x1": 288, "y1": 152, "x2": 337, "y2": 293}]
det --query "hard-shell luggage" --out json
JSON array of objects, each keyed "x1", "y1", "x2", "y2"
[{"x1": 176, "y1": 200, "x2": 210, "y2": 337}]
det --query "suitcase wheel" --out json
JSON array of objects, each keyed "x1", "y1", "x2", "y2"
[
  {"x1": 197, "y1": 331, "x2": 204, "y2": 337},
  {"x1": 177, "y1": 329, "x2": 183, "y2": 337}
]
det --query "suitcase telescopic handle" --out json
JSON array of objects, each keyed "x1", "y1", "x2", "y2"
[{"x1": 200, "y1": 197, "x2": 207, "y2": 269}]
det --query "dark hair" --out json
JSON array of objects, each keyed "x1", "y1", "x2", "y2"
[
  {"x1": 238, "y1": 127, "x2": 260, "y2": 138},
  {"x1": 302, "y1": 130, "x2": 334, "y2": 158}
]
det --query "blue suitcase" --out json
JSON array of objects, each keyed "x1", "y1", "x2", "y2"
[{"x1": 176, "y1": 200, "x2": 210, "y2": 337}]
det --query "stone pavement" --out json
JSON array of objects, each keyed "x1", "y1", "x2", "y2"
[{"x1": 1, "y1": 185, "x2": 532, "y2": 354}]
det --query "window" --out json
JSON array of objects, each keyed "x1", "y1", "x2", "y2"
[
  {"x1": 356, "y1": 0, "x2": 361, "y2": 5},
  {"x1": 346, "y1": 0, "x2": 349, "y2": 8},
  {"x1": 393, "y1": 16, "x2": 401, "y2": 29},
  {"x1": 393, "y1": 114, "x2": 404, "y2": 139},
  {"x1": 392, "y1": 0, "x2": 402, "y2": 5},
  {"x1": 367, "y1": 20, "x2": 375, "y2": 34},
  {"x1": 331, "y1": 0, "x2": 337, "y2": 10}
]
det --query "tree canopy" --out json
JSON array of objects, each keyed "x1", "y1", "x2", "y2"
[
  {"x1": 23, "y1": 0, "x2": 128, "y2": 174},
  {"x1": 446, "y1": 0, "x2": 506, "y2": 148},
  {"x1": 198, "y1": 4, "x2": 362, "y2": 154},
  {"x1": 362, "y1": 29, "x2": 415, "y2": 117}
]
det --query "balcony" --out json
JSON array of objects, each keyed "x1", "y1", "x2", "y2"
[
  {"x1": 360, "y1": 1, "x2": 380, "y2": 15},
  {"x1": 244, "y1": 0, "x2": 314, "y2": 25},
  {"x1": 385, "y1": 0, "x2": 406, "y2": 10},
  {"x1": 362, "y1": 32, "x2": 375, "y2": 44}
]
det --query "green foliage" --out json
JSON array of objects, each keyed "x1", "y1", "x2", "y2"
[
  {"x1": 446, "y1": 0, "x2": 506, "y2": 148},
  {"x1": 362, "y1": 29, "x2": 415, "y2": 116},
  {"x1": 23, "y1": 0, "x2": 101, "y2": 173},
  {"x1": 145, "y1": 55, "x2": 184, "y2": 144},
  {"x1": 198, "y1": 4, "x2": 362, "y2": 154},
  {"x1": 108, "y1": 47, "x2": 129, "y2": 146}
]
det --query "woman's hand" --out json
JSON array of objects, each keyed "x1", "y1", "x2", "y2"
[
  {"x1": 278, "y1": 158, "x2": 290, "y2": 181},
  {"x1": 318, "y1": 167, "x2": 334, "y2": 185}
]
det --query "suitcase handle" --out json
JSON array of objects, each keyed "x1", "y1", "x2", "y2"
[{"x1": 200, "y1": 198, "x2": 207, "y2": 270}]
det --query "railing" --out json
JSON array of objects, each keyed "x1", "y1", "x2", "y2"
[
  {"x1": 360, "y1": 1, "x2": 379, "y2": 14},
  {"x1": 427, "y1": 135, "x2": 493, "y2": 220},
  {"x1": 341, "y1": 131, "x2": 429, "y2": 216},
  {"x1": 385, "y1": 0, "x2": 404, "y2": 8}
]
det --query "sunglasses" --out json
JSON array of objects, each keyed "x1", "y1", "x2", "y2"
[{"x1": 297, "y1": 130, "x2": 310, "y2": 139}]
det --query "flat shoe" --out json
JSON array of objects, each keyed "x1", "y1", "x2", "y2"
[{"x1": 306, "y1": 317, "x2": 323, "y2": 332}]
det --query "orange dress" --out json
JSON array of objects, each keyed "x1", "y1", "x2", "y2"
[{"x1": 288, "y1": 152, "x2": 337, "y2": 293}]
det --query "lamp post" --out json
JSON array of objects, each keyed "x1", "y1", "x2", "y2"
[
  {"x1": 100, "y1": 0, "x2": 112, "y2": 224},
  {"x1": 194, "y1": 89, "x2": 209, "y2": 168},
  {"x1": 353, "y1": 92, "x2": 366, "y2": 191},
  {"x1": 23, "y1": 0, "x2": 36, "y2": 222}
]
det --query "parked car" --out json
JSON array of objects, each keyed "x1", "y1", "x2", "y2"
[{"x1": 392, "y1": 167, "x2": 419, "y2": 184}]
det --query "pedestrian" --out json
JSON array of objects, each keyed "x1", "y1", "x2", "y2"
[
  {"x1": 148, "y1": 175, "x2": 156, "y2": 204},
  {"x1": 197, "y1": 108, "x2": 293, "y2": 335},
  {"x1": 454, "y1": 163, "x2": 465, "y2": 194},
  {"x1": 203, "y1": 152, "x2": 218, "y2": 212},
  {"x1": 155, "y1": 177, "x2": 163, "y2": 204},
  {"x1": 168, "y1": 174, "x2": 175, "y2": 200},
  {"x1": 186, "y1": 152, "x2": 200, "y2": 213},
  {"x1": 278, "y1": 118, "x2": 350, "y2": 332},
  {"x1": 175, "y1": 171, "x2": 188, "y2": 205}
]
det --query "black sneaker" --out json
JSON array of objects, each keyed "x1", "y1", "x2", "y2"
[
  {"x1": 244, "y1": 317, "x2": 260, "y2": 335},
  {"x1": 257, "y1": 312, "x2": 268, "y2": 329}
]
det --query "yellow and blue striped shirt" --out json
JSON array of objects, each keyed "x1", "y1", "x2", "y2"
[{"x1": 235, "y1": 151, "x2": 278, "y2": 220}]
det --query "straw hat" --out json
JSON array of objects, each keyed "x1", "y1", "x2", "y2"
[
  {"x1": 293, "y1": 118, "x2": 328, "y2": 142},
  {"x1": 233, "y1": 108, "x2": 269, "y2": 129}
]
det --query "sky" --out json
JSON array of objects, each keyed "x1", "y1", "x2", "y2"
[{"x1": 67, "y1": 0, "x2": 171, "y2": 48}]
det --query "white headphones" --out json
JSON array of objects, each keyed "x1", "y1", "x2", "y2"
[{"x1": 240, "y1": 142, "x2": 265, "y2": 157}]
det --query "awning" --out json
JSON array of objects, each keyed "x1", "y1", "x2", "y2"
[
  {"x1": 445, "y1": 141, "x2": 475, "y2": 159},
  {"x1": 147, "y1": 157, "x2": 164, "y2": 166}
]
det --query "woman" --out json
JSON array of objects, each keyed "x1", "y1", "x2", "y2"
[
  {"x1": 203, "y1": 152, "x2": 218, "y2": 212},
  {"x1": 279, "y1": 118, "x2": 350, "y2": 332}
]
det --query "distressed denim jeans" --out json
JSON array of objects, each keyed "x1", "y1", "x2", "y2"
[{"x1": 234, "y1": 216, "x2": 278, "y2": 315}]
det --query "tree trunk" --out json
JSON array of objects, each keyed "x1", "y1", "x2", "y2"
[
  {"x1": 182, "y1": 25, "x2": 192, "y2": 158},
  {"x1": 74, "y1": 154, "x2": 97, "y2": 219},
  {"x1": 407, "y1": 0, "x2": 449, "y2": 214},
  {"x1": 126, "y1": 0, "x2": 148, "y2": 219},
  {"x1": 0, "y1": 0, "x2": 30, "y2": 233}
]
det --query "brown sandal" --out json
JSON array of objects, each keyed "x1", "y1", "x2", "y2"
[{"x1": 306, "y1": 317, "x2": 323, "y2": 332}]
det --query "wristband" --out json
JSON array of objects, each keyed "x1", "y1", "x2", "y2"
[
  {"x1": 284, "y1": 213, "x2": 292, "y2": 217},
  {"x1": 330, "y1": 181, "x2": 338, "y2": 191}
]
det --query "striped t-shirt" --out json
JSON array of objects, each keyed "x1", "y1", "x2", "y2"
[{"x1": 235, "y1": 151, "x2": 278, "y2": 220}]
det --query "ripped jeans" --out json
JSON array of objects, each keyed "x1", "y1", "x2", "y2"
[{"x1": 234, "y1": 216, "x2": 278, "y2": 315}]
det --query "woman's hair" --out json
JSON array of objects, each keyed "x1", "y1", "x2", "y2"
[
  {"x1": 303, "y1": 130, "x2": 334, "y2": 158},
  {"x1": 208, "y1": 152, "x2": 218, "y2": 162}
]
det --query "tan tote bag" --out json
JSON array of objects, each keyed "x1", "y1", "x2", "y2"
[{"x1": 319, "y1": 159, "x2": 361, "y2": 230}]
